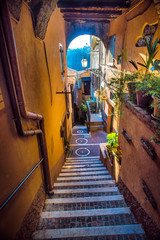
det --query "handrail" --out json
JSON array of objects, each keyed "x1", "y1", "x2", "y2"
[{"x1": 0, "y1": 158, "x2": 44, "y2": 211}]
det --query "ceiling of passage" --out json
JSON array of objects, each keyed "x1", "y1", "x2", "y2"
[{"x1": 57, "y1": 0, "x2": 131, "y2": 23}]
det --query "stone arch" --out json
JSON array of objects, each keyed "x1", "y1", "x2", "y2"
[
  {"x1": 65, "y1": 22, "x2": 109, "y2": 50},
  {"x1": 7, "y1": 0, "x2": 109, "y2": 44},
  {"x1": 7, "y1": 0, "x2": 58, "y2": 40}
]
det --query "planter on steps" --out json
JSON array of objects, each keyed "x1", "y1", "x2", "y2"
[{"x1": 104, "y1": 146, "x2": 121, "y2": 183}]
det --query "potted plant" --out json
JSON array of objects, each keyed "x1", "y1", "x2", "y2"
[
  {"x1": 147, "y1": 73, "x2": 160, "y2": 120},
  {"x1": 129, "y1": 36, "x2": 159, "y2": 107},
  {"x1": 105, "y1": 132, "x2": 122, "y2": 181},
  {"x1": 135, "y1": 72, "x2": 153, "y2": 107},
  {"x1": 106, "y1": 132, "x2": 122, "y2": 165},
  {"x1": 125, "y1": 72, "x2": 138, "y2": 104}
]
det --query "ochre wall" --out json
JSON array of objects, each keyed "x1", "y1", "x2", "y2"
[
  {"x1": 109, "y1": 2, "x2": 160, "y2": 71},
  {"x1": 0, "y1": 3, "x2": 70, "y2": 240},
  {"x1": 108, "y1": 1, "x2": 160, "y2": 229},
  {"x1": 107, "y1": 2, "x2": 160, "y2": 133},
  {"x1": 119, "y1": 103, "x2": 160, "y2": 228}
]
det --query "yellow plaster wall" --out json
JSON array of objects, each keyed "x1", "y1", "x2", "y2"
[
  {"x1": 123, "y1": 2, "x2": 159, "y2": 71},
  {"x1": 109, "y1": 2, "x2": 159, "y2": 71},
  {"x1": 107, "y1": 2, "x2": 160, "y2": 133},
  {"x1": 0, "y1": 3, "x2": 70, "y2": 240},
  {"x1": 108, "y1": 1, "x2": 160, "y2": 228}
]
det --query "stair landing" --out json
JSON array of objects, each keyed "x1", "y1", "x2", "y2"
[
  {"x1": 90, "y1": 114, "x2": 104, "y2": 132},
  {"x1": 90, "y1": 113, "x2": 103, "y2": 123},
  {"x1": 32, "y1": 126, "x2": 146, "y2": 240}
]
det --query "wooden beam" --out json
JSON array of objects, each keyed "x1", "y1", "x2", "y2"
[
  {"x1": 60, "y1": 9, "x2": 122, "y2": 15},
  {"x1": 63, "y1": 15, "x2": 117, "y2": 20},
  {"x1": 60, "y1": 7, "x2": 123, "y2": 11},
  {"x1": 58, "y1": 1, "x2": 130, "y2": 9},
  {"x1": 64, "y1": 18, "x2": 110, "y2": 23}
]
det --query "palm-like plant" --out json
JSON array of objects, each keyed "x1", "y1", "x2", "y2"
[{"x1": 129, "y1": 35, "x2": 158, "y2": 74}]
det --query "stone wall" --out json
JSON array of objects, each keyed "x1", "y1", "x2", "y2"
[{"x1": 119, "y1": 101, "x2": 160, "y2": 228}]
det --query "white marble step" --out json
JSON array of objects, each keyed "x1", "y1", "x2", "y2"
[
  {"x1": 72, "y1": 126, "x2": 87, "y2": 129},
  {"x1": 59, "y1": 171, "x2": 108, "y2": 177},
  {"x1": 53, "y1": 186, "x2": 119, "y2": 194},
  {"x1": 46, "y1": 195, "x2": 124, "y2": 204},
  {"x1": 41, "y1": 207, "x2": 131, "y2": 219},
  {"x1": 32, "y1": 224, "x2": 144, "y2": 239},
  {"x1": 57, "y1": 175, "x2": 112, "y2": 181},
  {"x1": 65, "y1": 161, "x2": 101, "y2": 165},
  {"x1": 63, "y1": 163, "x2": 103, "y2": 167},
  {"x1": 54, "y1": 180, "x2": 115, "y2": 187},
  {"x1": 61, "y1": 167, "x2": 106, "y2": 172},
  {"x1": 66, "y1": 156, "x2": 99, "y2": 160}
]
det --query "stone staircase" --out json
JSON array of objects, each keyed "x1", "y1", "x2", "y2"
[
  {"x1": 90, "y1": 114, "x2": 104, "y2": 132},
  {"x1": 32, "y1": 156, "x2": 146, "y2": 240}
]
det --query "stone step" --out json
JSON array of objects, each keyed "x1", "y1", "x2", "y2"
[
  {"x1": 65, "y1": 161, "x2": 101, "y2": 165},
  {"x1": 45, "y1": 195, "x2": 124, "y2": 205},
  {"x1": 53, "y1": 187, "x2": 119, "y2": 194},
  {"x1": 65, "y1": 158, "x2": 100, "y2": 162},
  {"x1": 90, "y1": 125, "x2": 104, "y2": 132},
  {"x1": 63, "y1": 163, "x2": 103, "y2": 167},
  {"x1": 59, "y1": 171, "x2": 108, "y2": 177},
  {"x1": 53, "y1": 192, "x2": 119, "y2": 199},
  {"x1": 37, "y1": 210, "x2": 137, "y2": 230},
  {"x1": 73, "y1": 126, "x2": 87, "y2": 129},
  {"x1": 57, "y1": 175, "x2": 112, "y2": 182},
  {"x1": 44, "y1": 199, "x2": 127, "y2": 212},
  {"x1": 40, "y1": 207, "x2": 131, "y2": 219},
  {"x1": 32, "y1": 225, "x2": 145, "y2": 239},
  {"x1": 54, "y1": 180, "x2": 115, "y2": 187},
  {"x1": 66, "y1": 156, "x2": 99, "y2": 160},
  {"x1": 61, "y1": 167, "x2": 106, "y2": 172},
  {"x1": 90, "y1": 121, "x2": 103, "y2": 126}
]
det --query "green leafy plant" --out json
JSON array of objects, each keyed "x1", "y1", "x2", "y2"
[
  {"x1": 107, "y1": 132, "x2": 118, "y2": 149},
  {"x1": 106, "y1": 132, "x2": 122, "y2": 164},
  {"x1": 129, "y1": 35, "x2": 159, "y2": 74},
  {"x1": 147, "y1": 73, "x2": 160, "y2": 98},
  {"x1": 107, "y1": 75, "x2": 128, "y2": 116},
  {"x1": 80, "y1": 98, "x2": 87, "y2": 123},
  {"x1": 129, "y1": 36, "x2": 159, "y2": 106},
  {"x1": 64, "y1": 138, "x2": 72, "y2": 157},
  {"x1": 80, "y1": 98, "x2": 87, "y2": 113},
  {"x1": 135, "y1": 72, "x2": 157, "y2": 94}
]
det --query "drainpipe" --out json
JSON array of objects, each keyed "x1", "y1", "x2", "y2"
[{"x1": 0, "y1": 1, "x2": 53, "y2": 194}]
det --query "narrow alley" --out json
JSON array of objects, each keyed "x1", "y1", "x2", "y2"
[
  {"x1": 1, "y1": 1, "x2": 160, "y2": 239},
  {"x1": 32, "y1": 126, "x2": 145, "y2": 240}
]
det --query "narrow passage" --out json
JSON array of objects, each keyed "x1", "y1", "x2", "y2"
[{"x1": 32, "y1": 125, "x2": 146, "y2": 240}]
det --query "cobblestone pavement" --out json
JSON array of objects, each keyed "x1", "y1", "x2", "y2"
[{"x1": 32, "y1": 125, "x2": 146, "y2": 240}]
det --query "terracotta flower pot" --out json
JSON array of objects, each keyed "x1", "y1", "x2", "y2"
[
  {"x1": 136, "y1": 90, "x2": 152, "y2": 108},
  {"x1": 152, "y1": 95, "x2": 160, "y2": 120}
]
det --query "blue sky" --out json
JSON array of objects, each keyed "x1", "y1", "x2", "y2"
[{"x1": 68, "y1": 34, "x2": 90, "y2": 49}]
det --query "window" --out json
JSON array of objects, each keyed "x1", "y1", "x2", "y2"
[
  {"x1": 108, "y1": 35, "x2": 115, "y2": 65},
  {"x1": 59, "y1": 43, "x2": 65, "y2": 81},
  {"x1": 136, "y1": 23, "x2": 158, "y2": 47}
]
